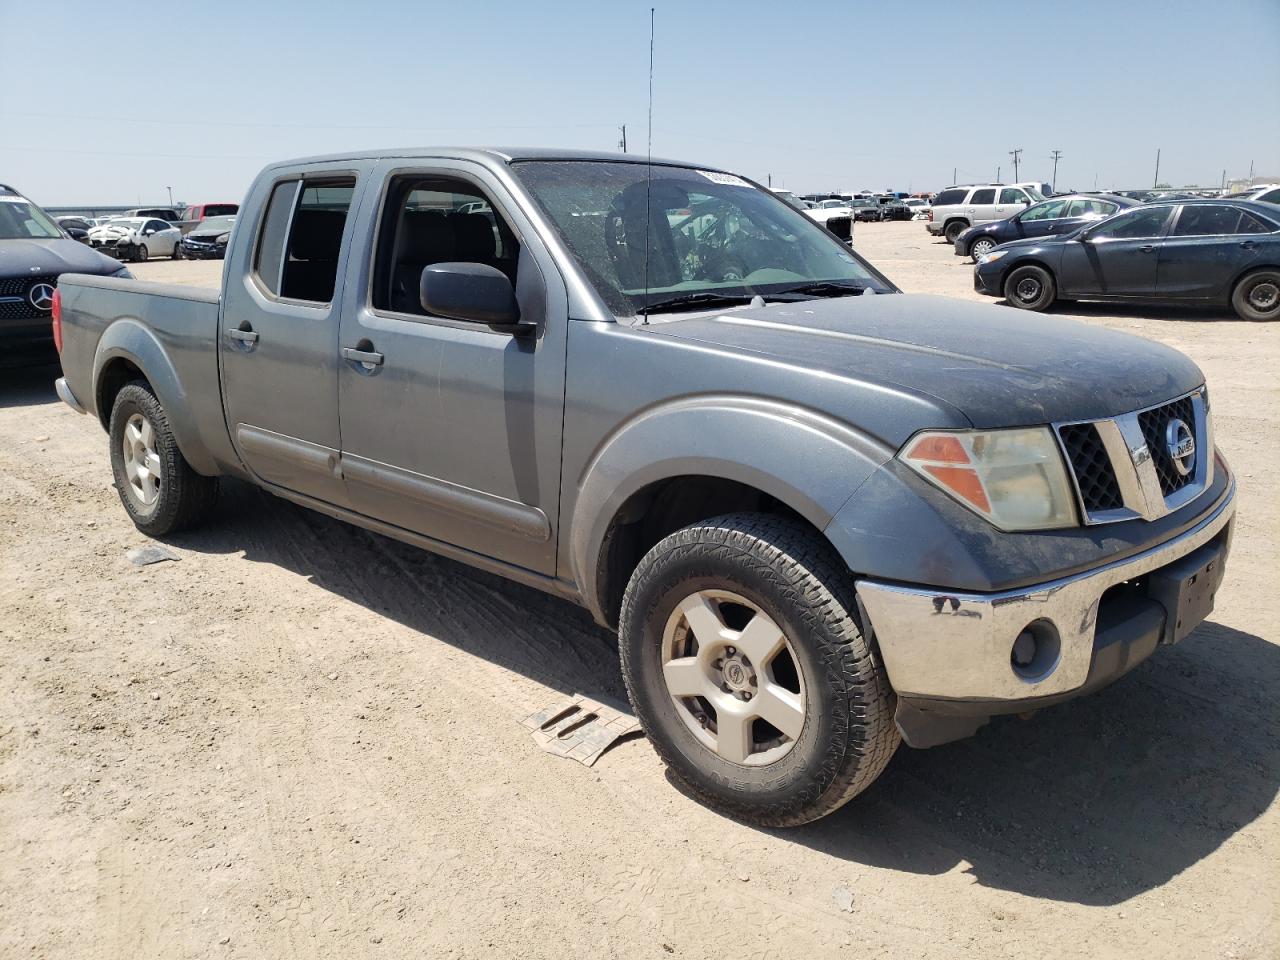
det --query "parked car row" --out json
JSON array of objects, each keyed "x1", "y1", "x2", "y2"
[{"x1": 971, "y1": 198, "x2": 1280, "y2": 322}]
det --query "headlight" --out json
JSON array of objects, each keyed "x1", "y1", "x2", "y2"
[
  {"x1": 977, "y1": 249, "x2": 1008, "y2": 265},
  {"x1": 899, "y1": 427, "x2": 1077, "y2": 531}
]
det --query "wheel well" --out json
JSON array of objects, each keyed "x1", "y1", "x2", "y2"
[
  {"x1": 96, "y1": 358, "x2": 148, "y2": 429},
  {"x1": 594, "y1": 475, "x2": 826, "y2": 628},
  {"x1": 1230, "y1": 263, "x2": 1280, "y2": 291},
  {"x1": 943, "y1": 217, "x2": 969, "y2": 229}
]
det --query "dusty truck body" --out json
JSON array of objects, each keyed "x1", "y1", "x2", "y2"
[{"x1": 54, "y1": 148, "x2": 1235, "y2": 827}]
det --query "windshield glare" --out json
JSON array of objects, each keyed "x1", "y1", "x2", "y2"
[
  {"x1": 514, "y1": 161, "x2": 889, "y2": 316},
  {"x1": 0, "y1": 199, "x2": 63, "y2": 240}
]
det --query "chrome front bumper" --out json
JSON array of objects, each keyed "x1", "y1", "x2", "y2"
[{"x1": 856, "y1": 481, "x2": 1236, "y2": 702}]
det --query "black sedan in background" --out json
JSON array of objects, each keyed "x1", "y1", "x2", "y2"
[
  {"x1": 177, "y1": 215, "x2": 236, "y2": 260},
  {"x1": 955, "y1": 194, "x2": 1137, "y2": 260},
  {"x1": 973, "y1": 199, "x2": 1280, "y2": 321}
]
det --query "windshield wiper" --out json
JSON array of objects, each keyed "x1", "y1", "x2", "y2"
[
  {"x1": 640, "y1": 292, "x2": 756, "y2": 315},
  {"x1": 767, "y1": 281, "x2": 870, "y2": 299}
]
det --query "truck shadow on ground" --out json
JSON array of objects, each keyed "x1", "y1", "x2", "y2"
[{"x1": 176, "y1": 479, "x2": 1279, "y2": 908}]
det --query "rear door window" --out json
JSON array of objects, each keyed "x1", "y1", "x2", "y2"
[
  {"x1": 253, "y1": 178, "x2": 356, "y2": 303},
  {"x1": 969, "y1": 189, "x2": 996, "y2": 205},
  {"x1": 1172, "y1": 205, "x2": 1242, "y2": 236}
]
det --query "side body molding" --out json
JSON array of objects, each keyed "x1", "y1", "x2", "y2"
[
  {"x1": 569, "y1": 395, "x2": 894, "y2": 624},
  {"x1": 92, "y1": 316, "x2": 228, "y2": 477}
]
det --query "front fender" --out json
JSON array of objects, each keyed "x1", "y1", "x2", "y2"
[
  {"x1": 569, "y1": 395, "x2": 894, "y2": 623},
  {"x1": 93, "y1": 318, "x2": 220, "y2": 476}
]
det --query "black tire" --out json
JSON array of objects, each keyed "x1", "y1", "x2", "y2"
[
  {"x1": 969, "y1": 236, "x2": 998, "y2": 261},
  {"x1": 1003, "y1": 264, "x2": 1056, "y2": 311},
  {"x1": 172, "y1": 243, "x2": 184, "y2": 260},
  {"x1": 944, "y1": 220, "x2": 967, "y2": 244},
  {"x1": 134, "y1": 243, "x2": 149, "y2": 263},
  {"x1": 619, "y1": 513, "x2": 899, "y2": 827},
  {"x1": 108, "y1": 381, "x2": 218, "y2": 537},
  {"x1": 1231, "y1": 269, "x2": 1280, "y2": 322}
]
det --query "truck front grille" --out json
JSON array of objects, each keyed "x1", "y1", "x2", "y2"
[
  {"x1": 1054, "y1": 389, "x2": 1210, "y2": 525},
  {"x1": 1138, "y1": 395, "x2": 1196, "y2": 496},
  {"x1": 825, "y1": 216, "x2": 852, "y2": 241},
  {"x1": 1058, "y1": 423, "x2": 1123, "y2": 512}
]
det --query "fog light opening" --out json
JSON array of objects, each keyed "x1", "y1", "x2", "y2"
[{"x1": 1010, "y1": 619, "x2": 1061, "y2": 682}]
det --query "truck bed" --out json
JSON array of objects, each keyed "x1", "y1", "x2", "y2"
[{"x1": 56, "y1": 274, "x2": 237, "y2": 476}]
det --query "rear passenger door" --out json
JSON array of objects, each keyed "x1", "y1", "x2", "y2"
[
  {"x1": 966, "y1": 187, "x2": 997, "y2": 224},
  {"x1": 220, "y1": 166, "x2": 371, "y2": 507},
  {"x1": 334, "y1": 161, "x2": 568, "y2": 575},
  {"x1": 1156, "y1": 204, "x2": 1270, "y2": 299}
]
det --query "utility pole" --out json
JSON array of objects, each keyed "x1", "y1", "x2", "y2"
[
  {"x1": 996, "y1": 166, "x2": 1001, "y2": 183},
  {"x1": 1249, "y1": 159, "x2": 1255, "y2": 185},
  {"x1": 1009, "y1": 148, "x2": 1022, "y2": 183},
  {"x1": 165, "y1": 186, "x2": 174, "y2": 206},
  {"x1": 1221, "y1": 169, "x2": 1227, "y2": 191},
  {"x1": 1153, "y1": 148, "x2": 1161, "y2": 188},
  {"x1": 767, "y1": 173, "x2": 772, "y2": 188},
  {"x1": 618, "y1": 125, "x2": 627, "y2": 153},
  {"x1": 952, "y1": 167, "x2": 957, "y2": 185},
  {"x1": 1050, "y1": 150, "x2": 1062, "y2": 192}
]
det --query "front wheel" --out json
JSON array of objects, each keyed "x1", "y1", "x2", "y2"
[
  {"x1": 108, "y1": 381, "x2": 218, "y2": 536},
  {"x1": 1231, "y1": 269, "x2": 1280, "y2": 321},
  {"x1": 619, "y1": 514, "x2": 899, "y2": 827},
  {"x1": 134, "y1": 243, "x2": 149, "y2": 263},
  {"x1": 1003, "y1": 264, "x2": 1056, "y2": 311},
  {"x1": 969, "y1": 236, "x2": 998, "y2": 260},
  {"x1": 172, "y1": 242, "x2": 184, "y2": 260}
]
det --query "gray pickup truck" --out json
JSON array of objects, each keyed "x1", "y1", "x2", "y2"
[{"x1": 53, "y1": 148, "x2": 1236, "y2": 827}]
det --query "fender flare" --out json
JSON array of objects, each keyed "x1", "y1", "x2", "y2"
[
  {"x1": 569, "y1": 395, "x2": 894, "y2": 623},
  {"x1": 92, "y1": 317, "x2": 220, "y2": 476}
]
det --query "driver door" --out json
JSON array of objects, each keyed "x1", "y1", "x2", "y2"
[{"x1": 1059, "y1": 205, "x2": 1174, "y2": 298}]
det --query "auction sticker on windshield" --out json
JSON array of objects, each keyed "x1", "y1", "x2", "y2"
[{"x1": 697, "y1": 171, "x2": 752, "y2": 188}]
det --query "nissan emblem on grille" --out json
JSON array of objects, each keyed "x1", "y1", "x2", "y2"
[
  {"x1": 28, "y1": 283, "x2": 55, "y2": 313},
  {"x1": 1166, "y1": 418, "x2": 1196, "y2": 476}
]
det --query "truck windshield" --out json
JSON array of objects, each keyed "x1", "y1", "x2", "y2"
[
  {"x1": 0, "y1": 198, "x2": 63, "y2": 240},
  {"x1": 513, "y1": 160, "x2": 890, "y2": 317}
]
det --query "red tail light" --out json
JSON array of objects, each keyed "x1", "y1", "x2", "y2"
[
  {"x1": 52, "y1": 287, "x2": 63, "y2": 353},
  {"x1": 928, "y1": 210, "x2": 934, "y2": 221}
]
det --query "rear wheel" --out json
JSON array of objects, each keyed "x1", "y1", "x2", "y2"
[
  {"x1": 619, "y1": 513, "x2": 899, "y2": 827},
  {"x1": 1231, "y1": 269, "x2": 1280, "y2": 321},
  {"x1": 108, "y1": 381, "x2": 218, "y2": 536},
  {"x1": 1004, "y1": 264, "x2": 1056, "y2": 311},
  {"x1": 969, "y1": 236, "x2": 998, "y2": 260},
  {"x1": 944, "y1": 220, "x2": 967, "y2": 244}
]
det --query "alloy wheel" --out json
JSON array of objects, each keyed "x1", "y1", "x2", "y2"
[
  {"x1": 660, "y1": 589, "x2": 806, "y2": 766},
  {"x1": 121, "y1": 413, "x2": 162, "y2": 508}
]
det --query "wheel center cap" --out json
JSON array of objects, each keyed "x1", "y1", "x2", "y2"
[{"x1": 720, "y1": 653, "x2": 756, "y2": 694}]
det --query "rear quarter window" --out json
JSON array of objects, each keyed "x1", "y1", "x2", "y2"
[{"x1": 933, "y1": 189, "x2": 968, "y2": 206}]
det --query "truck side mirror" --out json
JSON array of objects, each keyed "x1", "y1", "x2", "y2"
[{"x1": 420, "y1": 262, "x2": 526, "y2": 330}]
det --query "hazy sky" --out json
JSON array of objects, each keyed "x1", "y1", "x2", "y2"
[{"x1": 4, "y1": 0, "x2": 1277, "y2": 206}]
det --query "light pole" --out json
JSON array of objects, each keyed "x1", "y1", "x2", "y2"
[
  {"x1": 165, "y1": 185, "x2": 174, "y2": 207},
  {"x1": 1050, "y1": 150, "x2": 1062, "y2": 192}
]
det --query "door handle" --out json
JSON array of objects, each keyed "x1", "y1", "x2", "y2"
[
  {"x1": 227, "y1": 327, "x2": 259, "y2": 344},
  {"x1": 341, "y1": 347, "x2": 384, "y2": 367},
  {"x1": 1240, "y1": 240, "x2": 1257, "y2": 250},
  {"x1": 1138, "y1": 244, "x2": 1155, "y2": 253}
]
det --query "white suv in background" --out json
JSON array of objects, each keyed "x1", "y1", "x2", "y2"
[{"x1": 926, "y1": 182, "x2": 1044, "y2": 243}]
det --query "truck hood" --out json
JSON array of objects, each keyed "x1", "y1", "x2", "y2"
[
  {"x1": 0, "y1": 237, "x2": 124, "y2": 276},
  {"x1": 645, "y1": 293, "x2": 1203, "y2": 428}
]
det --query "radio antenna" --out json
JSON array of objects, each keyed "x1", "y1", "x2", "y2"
[{"x1": 641, "y1": 6, "x2": 655, "y2": 324}]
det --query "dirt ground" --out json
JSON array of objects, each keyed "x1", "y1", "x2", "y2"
[{"x1": 2, "y1": 222, "x2": 1277, "y2": 959}]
